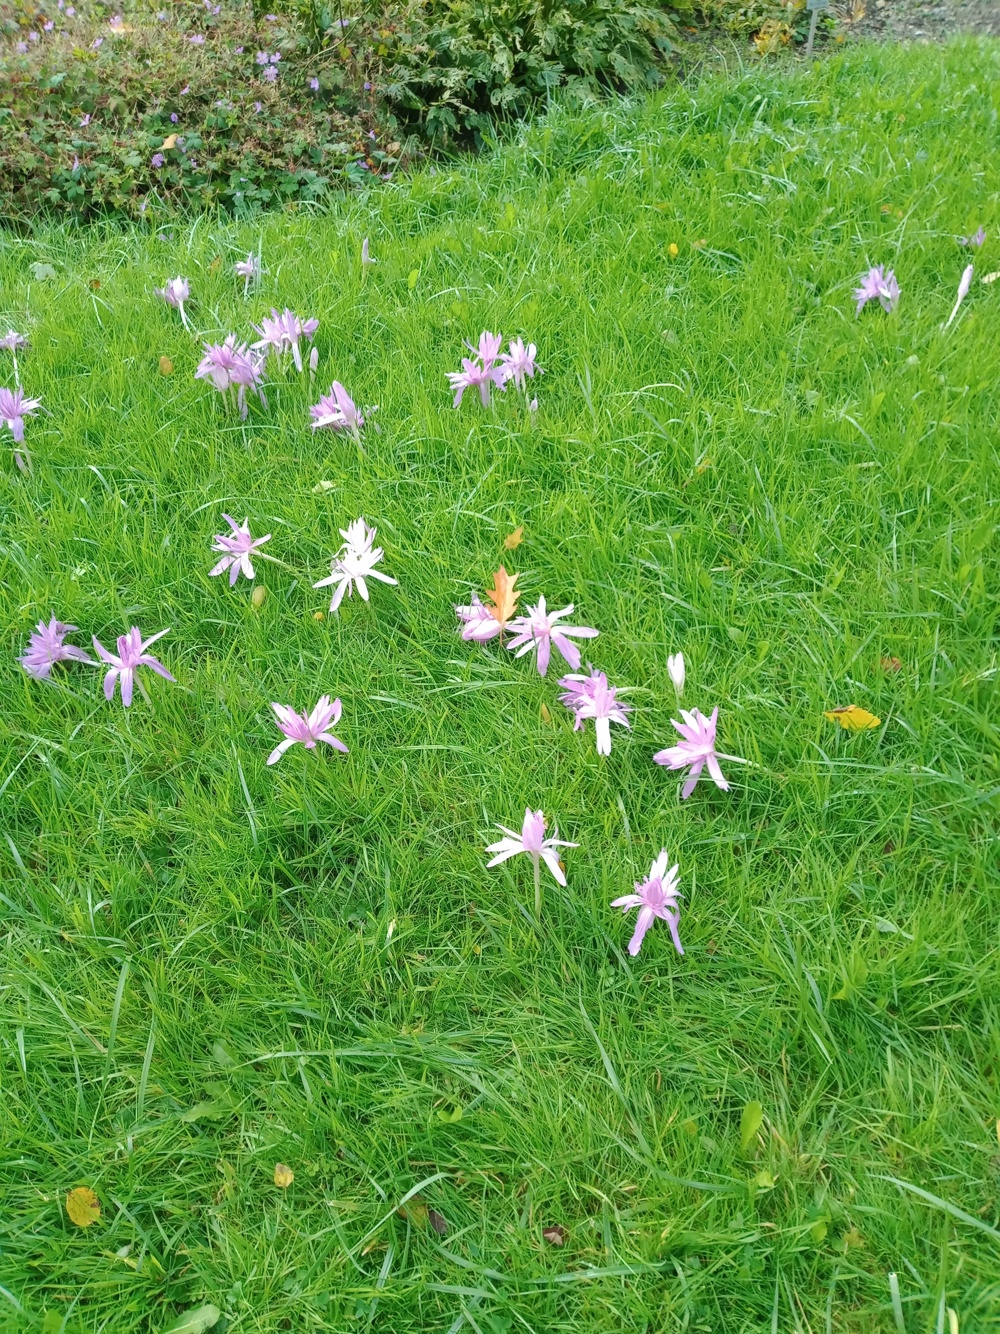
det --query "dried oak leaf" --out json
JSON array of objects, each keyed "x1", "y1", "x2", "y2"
[
  {"x1": 66, "y1": 1186, "x2": 101, "y2": 1227},
  {"x1": 484, "y1": 565, "x2": 520, "y2": 630},
  {"x1": 273, "y1": 1163, "x2": 294, "y2": 1189},
  {"x1": 503, "y1": 525, "x2": 524, "y2": 550}
]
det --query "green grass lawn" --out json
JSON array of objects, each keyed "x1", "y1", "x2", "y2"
[{"x1": 2, "y1": 37, "x2": 1000, "y2": 1334}]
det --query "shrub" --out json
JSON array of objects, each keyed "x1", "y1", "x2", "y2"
[
  {"x1": 0, "y1": 2, "x2": 399, "y2": 225},
  {"x1": 379, "y1": 0, "x2": 692, "y2": 143}
]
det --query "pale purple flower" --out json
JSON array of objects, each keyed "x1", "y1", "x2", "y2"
[
  {"x1": 309, "y1": 381, "x2": 363, "y2": 433},
  {"x1": 170, "y1": 112, "x2": 179, "y2": 123},
  {"x1": 455, "y1": 595, "x2": 502, "y2": 643},
  {"x1": 151, "y1": 152, "x2": 164, "y2": 169},
  {"x1": 1, "y1": 330, "x2": 28, "y2": 354},
  {"x1": 612, "y1": 851, "x2": 683, "y2": 957},
  {"x1": 253, "y1": 101, "x2": 262, "y2": 114},
  {"x1": 266, "y1": 12, "x2": 277, "y2": 19},
  {"x1": 44, "y1": 20, "x2": 54, "y2": 31},
  {"x1": 262, "y1": 65, "x2": 277, "y2": 81},
  {"x1": 255, "y1": 50, "x2": 269, "y2": 64},
  {"x1": 29, "y1": 30, "x2": 39, "y2": 41},
  {"x1": 195, "y1": 335, "x2": 267, "y2": 418},
  {"x1": 313, "y1": 517, "x2": 397, "y2": 613},
  {"x1": 667, "y1": 652, "x2": 685, "y2": 695},
  {"x1": 16, "y1": 41, "x2": 28, "y2": 52},
  {"x1": 268, "y1": 695, "x2": 348, "y2": 765},
  {"x1": 90, "y1": 35, "x2": 102, "y2": 47},
  {"x1": 19, "y1": 616, "x2": 93, "y2": 680},
  {"x1": 309, "y1": 76, "x2": 320, "y2": 91},
  {"x1": 80, "y1": 113, "x2": 91, "y2": 127},
  {"x1": 154, "y1": 275, "x2": 190, "y2": 330},
  {"x1": 180, "y1": 85, "x2": 189, "y2": 95},
  {"x1": 943, "y1": 262, "x2": 974, "y2": 330},
  {"x1": 486, "y1": 807, "x2": 577, "y2": 915},
  {"x1": 72, "y1": 155, "x2": 80, "y2": 173},
  {"x1": 447, "y1": 330, "x2": 508, "y2": 407},
  {"x1": 308, "y1": 346, "x2": 318, "y2": 376},
  {"x1": 960, "y1": 226, "x2": 986, "y2": 248},
  {"x1": 269, "y1": 51, "x2": 280, "y2": 62},
  {"x1": 253, "y1": 307, "x2": 318, "y2": 372},
  {"x1": 0, "y1": 386, "x2": 41, "y2": 444},
  {"x1": 653, "y1": 706, "x2": 741, "y2": 800},
  {"x1": 361, "y1": 236, "x2": 375, "y2": 266},
  {"x1": 109, "y1": 13, "x2": 123, "y2": 28},
  {"x1": 499, "y1": 338, "x2": 540, "y2": 391},
  {"x1": 189, "y1": 33, "x2": 205, "y2": 43},
  {"x1": 210, "y1": 514, "x2": 271, "y2": 585},
  {"x1": 92, "y1": 626, "x2": 175, "y2": 707},
  {"x1": 234, "y1": 44, "x2": 243, "y2": 52},
  {"x1": 66, "y1": 6, "x2": 75, "y2": 14},
  {"x1": 505, "y1": 596, "x2": 598, "y2": 676},
  {"x1": 558, "y1": 668, "x2": 631, "y2": 756},
  {"x1": 854, "y1": 264, "x2": 899, "y2": 316},
  {"x1": 234, "y1": 252, "x2": 261, "y2": 293}
]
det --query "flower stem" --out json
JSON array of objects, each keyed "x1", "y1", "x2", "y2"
[{"x1": 533, "y1": 854, "x2": 541, "y2": 920}]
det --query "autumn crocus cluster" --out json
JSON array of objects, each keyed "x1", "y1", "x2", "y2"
[
  {"x1": 0, "y1": 386, "x2": 41, "y2": 468},
  {"x1": 447, "y1": 331, "x2": 542, "y2": 408},
  {"x1": 19, "y1": 617, "x2": 174, "y2": 708},
  {"x1": 253, "y1": 307, "x2": 319, "y2": 374},
  {"x1": 854, "y1": 265, "x2": 899, "y2": 316},
  {"x1": 195, "y1": 336, "x2": 267, "y2": 419}
]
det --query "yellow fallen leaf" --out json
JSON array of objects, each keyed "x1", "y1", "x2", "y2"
[
  {"x1": 503, "y1": 525, "x2": 524, "y2": 550},
  {"x1": 273, "y1": 1162, "x2": 294, "y2": 1189},
  {"x1": 161, "y1": 134, "x2": 178, "y2": 151},
  {"x1": 66, "y1": 1186, "x2": 101, "y2": 1227},
  {"x1": 540, "y1": 702, "x2": 552, "y2": 724},
  {"x1": 824, "y1": 705, "x2": 881, "y2": 730},
  {"x1": 251, "y1": 585, "x2": 267, "y2": 608},
  {"x1": 159, "y1": 355, "x2": 174, "y2": 376},
  {"x1": 668, "y1": 242, "x2": 679, "y2": 257}
]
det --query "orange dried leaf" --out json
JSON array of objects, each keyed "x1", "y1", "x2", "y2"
[
  {"x1": 273, "y1": 1163, "x2": 294, "y2": 1189},
  {"x1": 484, "y1": 565, "x2": 520, "y2": 629},
  {"x1": 503, "y1": 525, "x2": 524, "y2": 551},
  {"x1": 66, "y1": 1186, "x2": 101, "y2": 1227},
  {"x1": 880, "y1": 656, "x2": 902, "y2": 673},
  {"x1": 824, "y1": 705, "x2": 881, "y2": 731}
]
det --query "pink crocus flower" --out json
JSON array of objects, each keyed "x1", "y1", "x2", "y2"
[
  {"x1": 195, "y1": 336, "x2": 267, "y2": 418},
  {"x1": 854, "y1": 264, "x2": 899, "y2": 316},
  {"x1": 558, "y1": 668, "x2": 631, "y2": 756},
  {"x1": 485, "y1": 807, "x2": 578, "y2": 916},
  {"x1": 154, "y1": 275, "x2": 191, "y2": 330},
  {"x1": 611, "y1": 851, "x2": 683, "y2": 957},
  {"x1": 19, "y1": 616, "x2": 93, "y2": 679},
  {"x1": 454, "y1": 595, "x2": 502, "y2": 643},
  {"x1": 267, "y1": 695, "x2": 348, "y2": 765},
  {"x1": 309, "y1": 381, "x2": 363, "y2": 433},
  {"x1": 653, "y1": 706, "x2": 741, "y2": 799},
  {"x1": 943, "y1": 262, "x2": 974, "y2": 330},
  {"x1": 312, "y1": 517, "x2": 397, "y2": 612},
  {"x1": 446, "y1": 330, "x2": 507, "y2": 407},
  {"x1": 960, "y1": 226, "x2": 986, "y2": 248},
  {"x1": 209, "y1": 514, "x2": 271, "y2": 584},
  {"x1": 0, "y1": 386, "x2": 41, "y2": 444},
  {"x1": 253, "y1": 308, "x2": 318, "y2": 372},
  {"x1": 234, "y1": 252, "x2": 261, "y2": 294},
  {"x1": 500, "y1": 338, "x2": 541, "y2": 391},
  {"x1": 92, "y1": 626, "x2": 175, "y2": 707},
  {"x1": 505, "y1": 596, "x2": 598, "y2": 676}
]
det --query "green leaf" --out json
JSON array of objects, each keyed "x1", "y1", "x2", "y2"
[
  {"x1": 30, "y1": 263, "x2": 57, "y2": 281},
  {"x1": 739, "y1": 1100, "x2": 763, "y2": 1150},
  {"x1": 162, "y1": 1305, "x2": 221, "y2": 1334},
  {"x1": 178, "y1": 1100, "x2": 231, "y2": 1123}
]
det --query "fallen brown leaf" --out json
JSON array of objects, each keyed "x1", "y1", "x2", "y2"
[
  {"x1": 484, "y1": 565, "x2": 520, "y2": 630},
  {"x1": 159, "y1": 356, "x2": 174, "y2": 376},
  {"x1": 880, "y1": 656, "x2": 902, "y2": 672},
  {"x1": 542, "y1": 1225, "x2": 567, "y2": 1246},
  {"x1": 503, "y1": 525, "x2": 524, "y2": 550},
  {"x1": 428, "y1": 1208, "x2": 448, "y2": 1235},
  {"x1": 274, "y1": 1162, "x2": 294, "y2": 1188}
]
